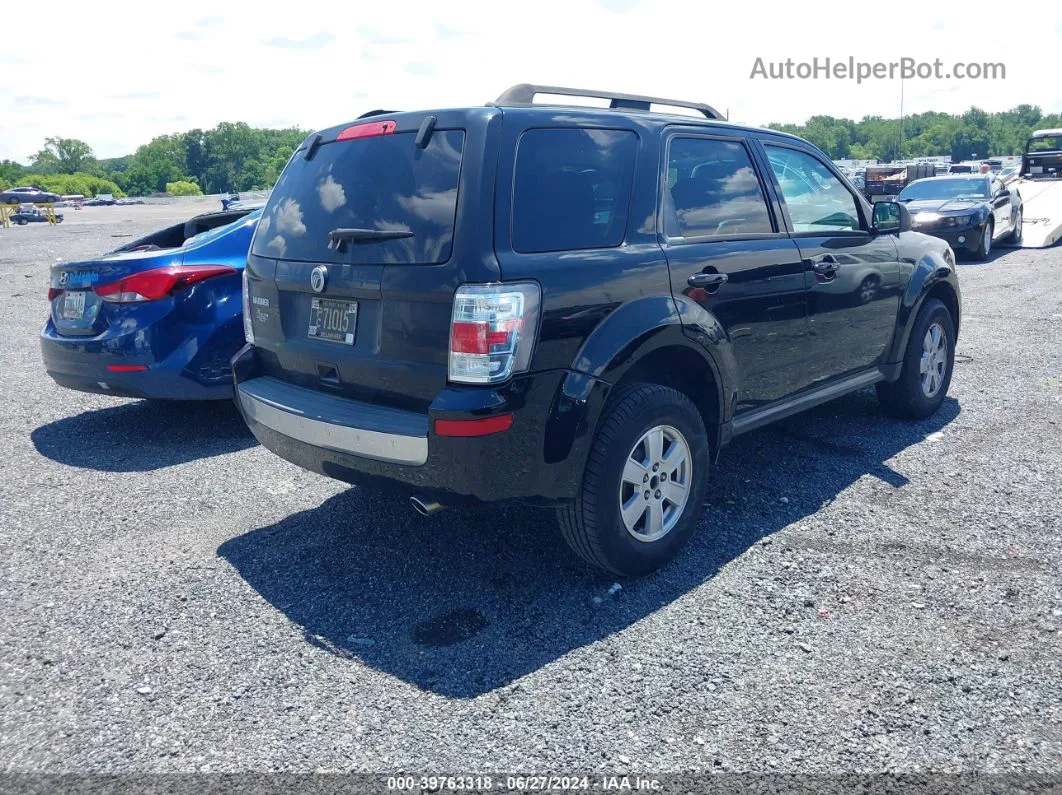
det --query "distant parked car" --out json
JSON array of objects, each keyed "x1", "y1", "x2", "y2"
[
  {"x1": 897, "y1": 174, "x2": 1022, "y2": 259},
  {"x1": 1, "y1": 186, "x2": 60, "y2": 205},
  {"x1": 10, "y1": 206, "x2": 63, "y2": 224},
  {"x1": 85, "y1": 194, "x2": 117, "y2": 206},
  {"x1": 999, "y1": 164, "x2": 1022, "y2": 184},
  {"x1": 41, "y1": 206, "x2": 262, "y2": 400}
]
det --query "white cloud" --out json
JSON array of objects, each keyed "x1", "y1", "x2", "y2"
[
  {"x1": 275, "y1": 198, "x2": 306, "y2": 236},
  {"x1": 317, "y1": 174, "x2": 346, "y2": 212},
  {"x1": 1, "y1": 0, "x2": 1059, "y2": 162}
]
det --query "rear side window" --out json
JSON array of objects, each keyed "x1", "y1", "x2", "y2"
[
  {"x1": 665, "y1": 138, "x2": 774, "y2": 238},
  {"x1": 252, "y1": 129, "x2": 464, "y2": 264},
  {"x1": 512, "y1": 128, "x2": 637, "y2": 253}
]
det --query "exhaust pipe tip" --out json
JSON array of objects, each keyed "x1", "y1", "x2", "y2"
[{"x1": 410, "y1": 494, "x2": 444, "y2": 516}]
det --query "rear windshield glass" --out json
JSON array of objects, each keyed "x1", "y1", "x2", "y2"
[
  {"x1": 512, "y1": 128, "x2": 637, "y2": 253},
  {"x1": 252, "y1": 130, "x2": 464, "y2": 264},
  {"x1": 898, "y1": 178, "x2": 989, "y2": 201},
  {"x1": 1028, "y1": 136, "x2": 1062, "y2": 152}
]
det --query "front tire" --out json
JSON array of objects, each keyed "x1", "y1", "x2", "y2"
[
  {"x1": 1006, "y1": 208, "x2": 1023, "y2": 244},
  {"x1": 975, "y1": 219, "x2": 993, "y2": 260},
  {"x1": 876, "y1": 298, "x2": 956, "y2": 419},
  {"x1": 558, "y1": 383, "x2": 710, "y2": 577}
]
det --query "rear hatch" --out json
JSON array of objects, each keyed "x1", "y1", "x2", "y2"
[
  {"x1": 1023, "y1": 138, "x2": 1062, "y2": 179},
  {"x1": 246, "y1": 108, "x2": 500, "y2": 412}
]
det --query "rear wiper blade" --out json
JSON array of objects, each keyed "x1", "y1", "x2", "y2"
[{"x1": 328, "y1": 227, "x2": 414, "y2": 251}]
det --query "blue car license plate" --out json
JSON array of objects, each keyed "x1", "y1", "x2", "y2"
[
  {"x1": 308, "y1": 297, "x2": 358, "y2": 345},
  {"x1": 61, "y1": 290, "x2": 87, "y2": 320}
]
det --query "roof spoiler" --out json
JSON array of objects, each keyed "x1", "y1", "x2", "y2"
[{"x1": 494, "y1": 83, "x2": 725, "y2": 121}]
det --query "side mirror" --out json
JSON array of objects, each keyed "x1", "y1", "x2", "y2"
[{"x1": 872, "y1": 200, "x2": 911, "y2": 234}]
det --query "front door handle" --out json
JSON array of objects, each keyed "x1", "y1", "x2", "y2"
[
  {"x1": 687, "y1": 272, "x2": 729, "y2": 291},
  {"x1": 806, "y1": 255, "x2": 839, "y2": 278}
]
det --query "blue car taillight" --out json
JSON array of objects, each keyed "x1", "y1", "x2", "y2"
[{"x1": 93, "y1": 265, "x2": 236, "y2": 303}]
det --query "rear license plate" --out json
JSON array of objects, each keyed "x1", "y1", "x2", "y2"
[
  {"x1": 61, "y1": 291, "x2": 86, "y2": 320},
  {"x1": 308, "y1": 297, "x2": 358, "y2": 344}
]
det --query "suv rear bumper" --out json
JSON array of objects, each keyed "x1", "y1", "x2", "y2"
[
  {"x1": 238, "y1": 376, "x2": 429, "y2": 466},
  {"x1": 232, "y1": 344, "x2": 608, "y2": 505}
]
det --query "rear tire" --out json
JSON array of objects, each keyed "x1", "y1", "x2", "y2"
[
  {"x1": 558, "y1": 383, "x2": 711, "y2": 577},
  {"x1": 858, "y1": 274, "x2": 880, "y2": 304},
  {"x1": 876, "y1": 298, "x2": 955, "y2": 419}
]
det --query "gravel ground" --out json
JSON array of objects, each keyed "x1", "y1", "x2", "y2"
[{"x1": 0, "y1": 208, "x2": 1059, "y2": 777}]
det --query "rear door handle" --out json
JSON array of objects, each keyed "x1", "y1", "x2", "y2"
[{"x1": 687, "y1": 272, "x2": 729, "y2": 290}]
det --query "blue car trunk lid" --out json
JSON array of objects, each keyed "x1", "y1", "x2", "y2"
[{"x1": 49, "y1": 249, "x2": 184, "y2": 337}]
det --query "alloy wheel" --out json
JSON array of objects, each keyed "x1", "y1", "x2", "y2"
[
  {"x1": 618, "y1": 425, "x2": 692, "y2": 542},
  {"x1": 919, "y1": 322, "x2": 948, "y2": 398}
]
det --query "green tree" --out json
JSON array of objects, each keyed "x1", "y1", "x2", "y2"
[
  {"x1": 0, "y1": 159, "x2": 26, "y2": 185},
  {"x1": 165, "y1": 180, "x2": 203, "y2": 196},
  {"x1": 14, "y1": 172, "x2": 124, "y2": 198},
  {"x1": 950, "y1": 125, "x2": 992, "y2": 161},
  {"x1": 29, "y1": 137, "x2": 98, "y2": 175}
]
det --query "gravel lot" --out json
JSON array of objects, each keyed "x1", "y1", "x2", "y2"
[{"x1": 0, "y1": 206, "x2": 1059, "y2": 778}]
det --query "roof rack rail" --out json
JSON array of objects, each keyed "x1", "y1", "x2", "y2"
[
  {"x1": 358, "y1": 109, "x2": 399, "y2": 119},
  {"x1": 494, "y1": 84, "x2": 725, "y2": 121}
]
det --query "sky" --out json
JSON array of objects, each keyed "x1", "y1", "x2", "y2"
[{"x1": 2, "y1": 0, "x2": 1060, "y2": 163}]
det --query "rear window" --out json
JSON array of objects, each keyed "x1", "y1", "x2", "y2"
[
  {"x1": 1028, "y1": 136, "x2": 1062, "y2": 152},
  {"x1": 252, "y1": 129, "x2": 464, "y2": 264},
  {"x1": 512, "y1": 128, "x2": 637, "y2": 253}
]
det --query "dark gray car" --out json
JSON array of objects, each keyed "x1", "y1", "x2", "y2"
[{"x1": 1, "y1": 186, "x2": 61, "y2": 205}]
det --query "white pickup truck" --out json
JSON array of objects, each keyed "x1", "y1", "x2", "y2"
[{"x1": 1010, "y1": 128, "x2": 1062, "y2": 248}]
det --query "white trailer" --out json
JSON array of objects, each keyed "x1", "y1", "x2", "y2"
[{"x1": 1009, "y1": 129, "x2": 1062, "y2": 249}]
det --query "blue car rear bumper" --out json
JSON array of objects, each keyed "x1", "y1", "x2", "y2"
[{"x1": 40, "y1": 312, "x2": 244, "y2": 400}]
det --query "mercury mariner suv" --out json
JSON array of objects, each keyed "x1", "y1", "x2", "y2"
[{"x1": 233, "y1": 84, "x2": 961, "y2": 576}]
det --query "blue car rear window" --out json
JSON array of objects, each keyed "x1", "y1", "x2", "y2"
[{"x1": 183, "y1": 210, "x2": 261, "y2": 248}]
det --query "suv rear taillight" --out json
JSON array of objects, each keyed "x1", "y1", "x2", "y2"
[
  {"x1": 242, "y1": 269, "x2": 254, "y2": 344},
  {"x1": 93, "y1": 265, "x2": 236, "y2": 303},
  {"x1": 448, "y1": 283, "x2": 541, "y2": 385}
]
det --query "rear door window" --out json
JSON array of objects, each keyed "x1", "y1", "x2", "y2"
[
  {"x1": 252, "y1": 129, "x2": 464, "y2": 264},
  {"x1": 512, "y1": 128, "x2": 637, "y2": 253},
  {"x1": 664, "y1": 137, "x2": 774, "y2": 238}
]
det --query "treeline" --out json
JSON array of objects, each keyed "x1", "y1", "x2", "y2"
[
  {"x1": 0, "y1": 122, "x2": 304, "y2": 198},
  {"x1": 3, "y1": 104, "x2": 1060, "y2": 197},
  {"x1": 769, "y1": 104, "x2": 1062, "y2": 162}
]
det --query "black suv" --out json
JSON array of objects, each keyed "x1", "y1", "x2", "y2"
[{"x1": 234, "y1": 85, "x2": 961, "y2": 576}]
